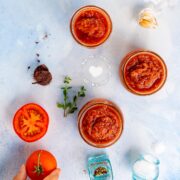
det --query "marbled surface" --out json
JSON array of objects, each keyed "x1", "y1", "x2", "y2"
[{"x1": 0, "y1": 0, "x2": 180, "y2": 179}]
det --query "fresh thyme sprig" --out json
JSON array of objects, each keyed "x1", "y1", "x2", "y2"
[{"x1": 57, "y1": 76, "x2": 86, "y2": 117}]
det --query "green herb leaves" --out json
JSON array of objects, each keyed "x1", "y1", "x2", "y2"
[
  {"x1": 57, "y1": 76, "x2": 86, "y2": 117},
  {"x1": 63, "y1": 76, "x2": 71, "y2": 84},
  {"x1": 78, "y1": 86, "x2": 86, "y2": 97}
]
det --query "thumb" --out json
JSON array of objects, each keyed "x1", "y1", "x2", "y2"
[
  {"x1": 13, "y1": 164, "x2": 27, "y2": 180},
  {"x1": 44, "y1": 168, "x2": 61, "y2": 180}
]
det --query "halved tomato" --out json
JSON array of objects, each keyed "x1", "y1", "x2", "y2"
[{"x1": 13, "y1": 103, "x2": 49, "y2": 142}]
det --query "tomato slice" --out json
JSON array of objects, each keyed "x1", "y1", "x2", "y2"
[{"x1": 13, "y1": 103, "x2": 49, "y2": 142}]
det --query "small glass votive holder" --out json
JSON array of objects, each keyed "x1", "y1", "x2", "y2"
[
  {"x1": 81, "y1": 55, "x2": 111, "y2": 87},
  {"x1": 132, "y1": 154, "x2": 160, "y2": 180},
  {"x1": 88, "y1": 154, "x2": 113, "y2": 180}
]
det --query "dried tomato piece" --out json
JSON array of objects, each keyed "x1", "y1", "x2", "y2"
[{"x1": 33, "y1": 64, "x2": 52, "y2": 85}]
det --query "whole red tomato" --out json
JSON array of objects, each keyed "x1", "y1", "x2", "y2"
[{"x1": 26, "y1": 150, "x2": 57, "y2": 180}]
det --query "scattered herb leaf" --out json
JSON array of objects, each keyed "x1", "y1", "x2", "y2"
[
  {"x1": 43, "y1": 33, "x2": 48, "y2": 40},
  {"x1": 64, "y1": 76, "x2": 71, "y2": 84}
]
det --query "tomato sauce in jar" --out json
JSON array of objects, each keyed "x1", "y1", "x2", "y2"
[
  {"x1": 71, "y1": 6, "x2": 112, "y2": 47},
  {"x1": 78, "y1": 99, "x2": 123, "y2": 148},
  {"x1": 121, "y1": 50, "x2": 167, "y2": 95}
]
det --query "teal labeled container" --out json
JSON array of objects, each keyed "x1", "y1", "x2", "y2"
[{"x1": 88, "y1": 154, "x2": 113, "y2": 180}]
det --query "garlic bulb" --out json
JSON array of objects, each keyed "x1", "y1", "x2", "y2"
[{"x1": 138, "y1": 8, "x2": 158, "y2": 29}]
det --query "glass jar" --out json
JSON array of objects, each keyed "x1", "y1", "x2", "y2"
[
  {"x1": 70, "y1": 5, "x2": 112, "y2": 47},
  {"x1": 78, "y1": 99, "x2": 124, "y2": 148},
  {"x1": 81, "y1": 55, "x2": 112, "y2": 87},
  {"x1": 120, "y1": 50, "x2": 167, "y2": 95},
  {"x1": 88, "y1": 154, "x2": 113, "y2": 180},
  {"x1": 132, "y1": 154, "x2": 160, "y2": 180}
]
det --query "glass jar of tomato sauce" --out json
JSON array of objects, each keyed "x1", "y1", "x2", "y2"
[
  {"x1": 70, "y1": 6, "x2": 112, "y2": 47},
  {"x1": 78, "y1": 99, "x2": 124, "y2": 148},
  {"x1": 120, "y1": 50, "x2": 167, "y2": 95}
]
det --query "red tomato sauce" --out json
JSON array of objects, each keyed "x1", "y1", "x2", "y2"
[
  {"x1": 81, "y1": 104, "x2": 122, "y2": 144},
  {"x1": 124, "y1": 53, "x2": 166, "y2": 93},
  {"x1": 73, "y1": 9, "x2": 110, "y2": 45}
]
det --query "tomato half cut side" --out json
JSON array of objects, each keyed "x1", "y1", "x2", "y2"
[{"x1": 13, "y1": 103, "x2": 49, "y2": 142}]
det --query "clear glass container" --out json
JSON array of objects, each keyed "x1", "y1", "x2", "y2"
[
  {"x1": 70, "y1": 5, "x2": 112, "y2": 47},
  {"x1": 81, "y1": 55, "x2": 111, "y2": 87},
  {"x1": 148, "y1": 0, "x2": 178, "y2": 14},
  {"x1": 78, "y1": 98, "x2": 124, "y2": 148},
  {"x1": 120, "y1": 50, "x2": 167, "y2": 95},
  {"x1": 132, "y1": 154, "x2": 160, "y2": 180},
  {"x1": 88, "y1": 154, "x2": 113, "y2": 180}
]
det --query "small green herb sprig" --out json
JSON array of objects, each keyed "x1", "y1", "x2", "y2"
[{"x1": 57, "y1": 76, "x2": 86, "y2": 117}]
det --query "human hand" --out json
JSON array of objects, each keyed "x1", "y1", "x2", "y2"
[
  {"x1": 13, "y1": 164, "x2": 27, "y2": 180},
  {"x1": 13, "y1": 164, "x2": 60, "y2": 180}
]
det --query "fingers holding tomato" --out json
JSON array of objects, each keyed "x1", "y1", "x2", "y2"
[
  {"x1": 26, "y1": 150, "x2": 57, "y2": 180},
  {"x1": 13, "y1": 103, "x2": 49, "y2": 142},
  {"x1": 43, "y1": 169, "x2": 61, "y2": 180}
]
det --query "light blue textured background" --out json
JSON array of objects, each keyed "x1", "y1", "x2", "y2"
[{"x1": 0, "y1": 0, "x2": 180, "y2": 179}]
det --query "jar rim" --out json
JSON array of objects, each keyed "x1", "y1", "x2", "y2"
[
  {"x1": 120, "y1": 49, "x2": 167, "y2": 96},
  {"x1": 78, "y1": 98, "x2": 124, "y2": 148},
  {"x1": 141, "y1": 154, "x2": 160, "y2": 165},
  {"x1": 70, "y1": 5, "x2": 112, "y2": 47}
]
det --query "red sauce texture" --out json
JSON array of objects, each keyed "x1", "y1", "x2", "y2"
[
  {"x1": 74, "y1": 9, "x2": 109, "y2": 45},
  {"x1": 124, "y1": 53, "x2": 166, "y2": 93},
  {"x1": 81, "y1": 104, "x2": 122, "y2": 144}
]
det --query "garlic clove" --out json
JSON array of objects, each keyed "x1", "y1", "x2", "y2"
[{"x1": 138, "y1": 8, "x2": 158, "y2": 29}]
